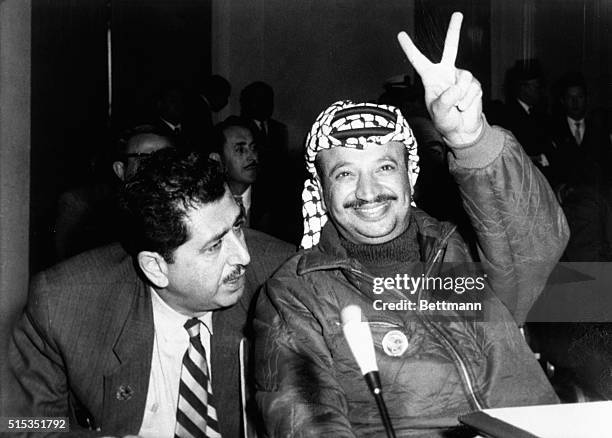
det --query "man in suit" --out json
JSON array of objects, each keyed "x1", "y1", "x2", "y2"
[
  {"x1": 239, "y1": 81, "x2": 288, "y2": 161},
  {"x1": 210, "y1": 116, "x2": 260, "y2": 228},
  {"x1": 55, "y1": 126, "x2": 173, "y2": 261},
  {"x1": 239, "y1": 82, "x2": 303, "y2": 244},
  {"x1": 549, "y1": 72, "x2": 612, "y2": 261},
  {"x1": 9, "y1": 148, "x2": 294, "y2": 437},
  {"x1": 497, "y1": 59, "x2": 556, "y2": 183},
  {"x1": 210, "y1": 116, "x2": 301, "y2": 246},
  {"x1": 153, "y1": 82, "x2": 188, "y2": 149},
  {"x1": 551, "y1": 72, "x2": 611, "y2": 188}
]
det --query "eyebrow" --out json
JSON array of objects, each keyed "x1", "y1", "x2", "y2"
[
  {"x1": 201, "y1": 210, "x2": 242, "y2": 250},
  {"x1": 328, "y1": 161, "x2": 351, "y2": 177}
]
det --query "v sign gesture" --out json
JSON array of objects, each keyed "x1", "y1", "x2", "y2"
[{"x1": 398, "y1": 12, "x2": 483, "y2": 145}]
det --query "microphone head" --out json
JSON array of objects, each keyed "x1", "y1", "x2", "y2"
[
  {"x1": 341, "y1": 304, "x2": 362, "y2": 326},
  {"x1": 341, "y1": 305, "x2": 378, "y2": 375}
]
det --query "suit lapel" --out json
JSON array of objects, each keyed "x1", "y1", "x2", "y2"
[
  {"x1": 102, "y1": 278, "x2": 154, "y2": 436},
  {"x1": 211, "y1": 302, "x2": 246, "y2": 437}
]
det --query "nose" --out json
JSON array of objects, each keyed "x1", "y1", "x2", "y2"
[
  {"x1": 226, "y1": 229, "x2": 251, "y2": 267},
  {"x1": 247, "y1": 145, "x2": 258, "y2": 163},
  {"x1": 355, "y1": 171, "x2": 381, "y2": 202}
]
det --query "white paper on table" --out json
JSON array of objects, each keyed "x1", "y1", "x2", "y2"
[{"x1": 484, "y1": 401, "x2": 612, "y2": 438}]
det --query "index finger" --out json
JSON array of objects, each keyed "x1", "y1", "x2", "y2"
[
  {"x1": 441, "y1": 12, "x2": 463, "y2": 66},
  {"x1": 397, "y1": 31, "x2": 432, "y2": 75}
]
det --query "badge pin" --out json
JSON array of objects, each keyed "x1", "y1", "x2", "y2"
[
  {"x1": 116, "y1": 384, "x2": 134, "y2": 401},
  {"x1": 382, "y1": 330, "x2": 409, "y2": 357}
]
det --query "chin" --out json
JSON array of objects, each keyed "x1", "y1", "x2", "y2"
[{"x1": 352, "y1": 220, "x2": 404, "y2": 244}]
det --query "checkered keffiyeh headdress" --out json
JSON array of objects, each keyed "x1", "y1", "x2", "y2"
[{"x1": 301, "y1": 100, "x2": 419, "y2": 249}]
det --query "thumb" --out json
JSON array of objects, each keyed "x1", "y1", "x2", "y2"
[{"x1": 431, "y1": 85, "x2": 462, "y2": 120}]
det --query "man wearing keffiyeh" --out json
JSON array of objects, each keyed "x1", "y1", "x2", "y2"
[{"x1": 253, "y1": 12, "x2": 569, "y2": 437}]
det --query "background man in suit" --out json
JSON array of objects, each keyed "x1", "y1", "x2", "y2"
[
  {"x1": 55, "y1": 126, "x2": 173, "y2": 261},
  {"x1": 240, "y1": 81, "x2": 303, "y2": 245},
  {"x1": 153, "y1": 82, "x2": 188, "y2": 149},
  {"x1": 9, "y1": 148, "x2": 294, "y2": 437},
  {"x1": 550, "y1": 72, "x2": 612, "y2": 261},
  {"x1": 497, "y1": 59, "x2": 556, "y2": 183},
  {"x1": 551, "y1": 72, "x2": 611, "y2": 189},
  {"x1": 210, "y1": 116, "x2": 259, "y2": 226}
]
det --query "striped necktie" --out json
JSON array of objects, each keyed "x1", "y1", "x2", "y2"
[
  {"x1": 234, "y1": 195, "x2": 249, "y2": 226},
  {"x1": 175, "y1": 318, "x2": 221, "y2": 438}
]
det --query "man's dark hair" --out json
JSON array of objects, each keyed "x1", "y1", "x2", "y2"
[
  {"x1": 211, "y1": 115, "x2": 256, "y2": 154},
  {"x1": 240, "y1": 81, "x2": 273, "y2": 104},
  {"x1": 240, "y1": 81, "x2": 274, "y2": 120},
  {"x1": 119, "y1": 148, "x2": 226, "y2": 262},
  {"x1": 203, "y1": 74, "x2": 231, "y2": 96}
]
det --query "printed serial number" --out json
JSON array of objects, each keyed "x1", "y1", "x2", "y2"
[{"x1": 0, "y1": 417, "x2": 69, "y2": 432}]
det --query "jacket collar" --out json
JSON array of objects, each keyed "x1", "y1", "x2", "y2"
[{"x1": 297, "y1": 208, "x2": 456, "y2": 276}]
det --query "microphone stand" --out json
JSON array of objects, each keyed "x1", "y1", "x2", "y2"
[{"x1": 364, "y1": 371, "x2": 396, "y2": 438}]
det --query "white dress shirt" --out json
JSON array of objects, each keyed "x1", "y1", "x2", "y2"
[
  {"x1": 517, "y1": 98, "x2": 531, "y2": 115},
  {"x1": 160, "y1": 117, "x2": 181, "y2": 133},
  {"x1": 138, "y1": 289, "x2": 213, "y2": 438},
  {"x1": 567, "y1": 116, "x2": 585, "y2": 145},
  {"x1": 253, "y1": 119, "x2": 268, "y2": 135}
]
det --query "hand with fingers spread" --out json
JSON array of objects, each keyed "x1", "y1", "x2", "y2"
[{"x1": 398, "y1": 12, "x2": 483, "y2": 145}]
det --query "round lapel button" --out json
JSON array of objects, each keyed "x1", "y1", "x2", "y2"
[{"x1": 382, "y1": 330, "x2": 409, "y2": 357}]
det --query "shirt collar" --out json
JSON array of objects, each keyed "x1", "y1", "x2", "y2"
[
  {"x1": 150, "y1": 287, "x2": 213, "y2": 343},
  {"x1": 517, "y1": 98, "x2": 531, "y2": 114},
  {"x1": 242, "y1": 185, "x2": 252, "y2": 211},
  {"x1": 160, "y1": 117, "x2": 181, "y2": 131},
  {"x1": 567, "y1": 116, "x2": 585, "y2": 125}
]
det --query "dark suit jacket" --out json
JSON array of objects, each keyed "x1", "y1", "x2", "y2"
[
  {"x1": 248, "y1": 184, "x2": 302, "y2": 247},
  {"x1": 8, "y1": 229, "x2": 294, "y2": 437},
  {"x1": 183, "y1": 96, "x2": 214, "y2": 151},
  {"x1": 549, "y1": 115, "x2": 611, "y2": 188},
  {"x1": 497, "y1": 100, "x2": 557, "y2": 183}
]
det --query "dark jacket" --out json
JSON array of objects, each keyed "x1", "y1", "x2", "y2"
[{"x1": 252, "y1": 122, "x2": 569, "y2": 437}]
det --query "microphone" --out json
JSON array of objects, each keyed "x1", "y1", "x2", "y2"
[{"x1": 341, "y1": 305, "x2": 396, "y2": 438}]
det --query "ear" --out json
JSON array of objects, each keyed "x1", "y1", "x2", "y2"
[
  {"x1": 209, "y1": 152, "x2": 221, "y2": 162},
  {"x1": 314, "y1": 176, "x2": 327, "y2": 210},
  {"x1": 137, "y1": 251, "x2": 169, "y2": 289},
  {"x1": 112, "y1": 161, "x2": 126, "y2": 181}
]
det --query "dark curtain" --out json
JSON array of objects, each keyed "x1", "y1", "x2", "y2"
[{"x1": 30, "y1": 0, "x2": 109, "y2": 272}]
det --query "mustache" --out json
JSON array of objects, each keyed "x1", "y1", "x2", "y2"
[
  {"x1": 223, "y1": 265, "x2": 247, "y2": 283},
  {"x1": 343, "y1": 194, "x2": 397, "y2": 209}
]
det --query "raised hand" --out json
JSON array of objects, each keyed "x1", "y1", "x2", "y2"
[{"x1": 398, "y1": 12, "x2": 483, "y2": 145}]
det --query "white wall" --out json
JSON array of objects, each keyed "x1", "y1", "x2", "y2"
[
  {"x1": 0, "y1": 0, "x2": 31, "y2": 408},
  {"x1": 212, "y1": 0, "x2": 415, "y2": 158}
]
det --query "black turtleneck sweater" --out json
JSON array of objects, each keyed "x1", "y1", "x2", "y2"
[{"x1": 339, "y1": 217, "x2": 422, "y2": 278}]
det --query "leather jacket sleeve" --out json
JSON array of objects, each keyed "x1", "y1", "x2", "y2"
[
  {"x1": 448, "y1": 118, "x2": 570, "y2": 324},
  {"x1": 252, "y1": 276, "x2": 356, "y2": 438}
]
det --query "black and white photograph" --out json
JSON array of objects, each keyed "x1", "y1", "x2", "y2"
[{"x1": 1, "y1": 0, "x2": 611, "y2": 436}]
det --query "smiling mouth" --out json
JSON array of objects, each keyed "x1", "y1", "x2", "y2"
[{"x1": 352, "y1": 201, "x2": 390, "y2": 220}]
